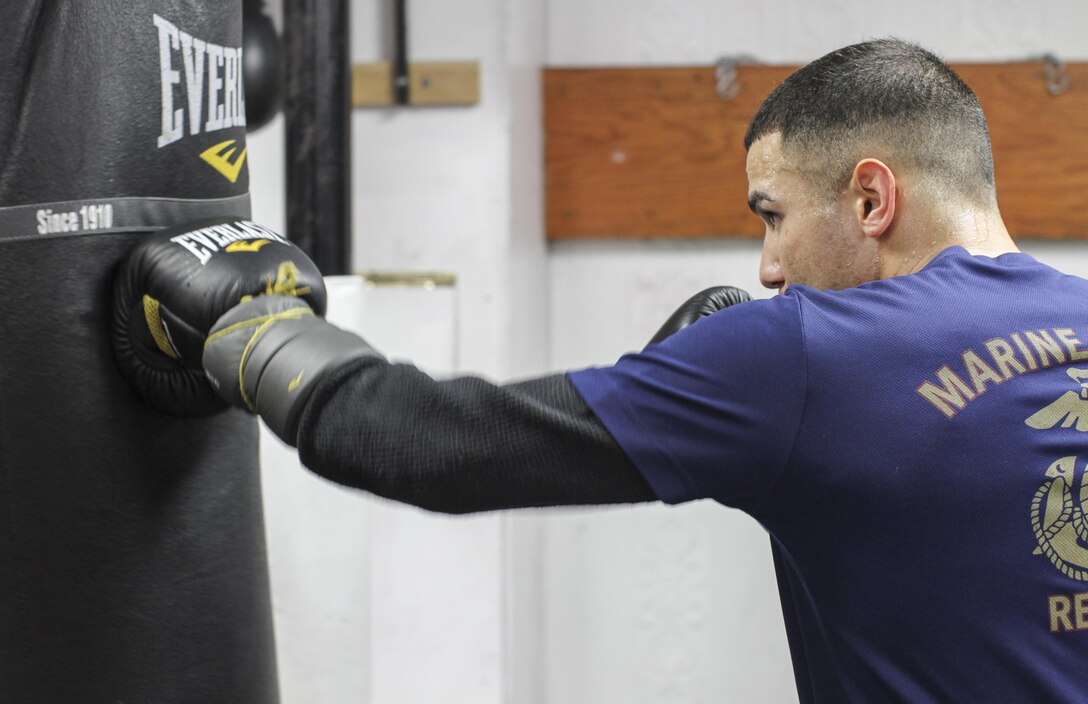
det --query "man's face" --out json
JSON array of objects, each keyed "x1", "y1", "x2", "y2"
[{"x1": 745, "y1": 133, "x2": 878, "y2": 293}]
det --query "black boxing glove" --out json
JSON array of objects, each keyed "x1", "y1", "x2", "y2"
[
  {"x1": 646, "y1": 285, "x2": 751, "y2": 346},
  {"x1": 202, "y1": 295, "x2": 378, "y2": 445},
  {"x1": 111, "y1": 218, "x2": 327, "y2": 416}
]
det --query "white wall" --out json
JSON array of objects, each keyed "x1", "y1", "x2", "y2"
[
  {"x1": 247, "y1": 1, "x2": 1088, "y2": 702},
  {"x1": 547, "y1": 0, "x2": 1088, "y2": 66},
  {"x1": 249, "y1": 0, "x2": 550, "y2": 701}
]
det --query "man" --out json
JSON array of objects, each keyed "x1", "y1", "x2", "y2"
[{"x1": 120, "y1": 39, "x2": 1088, "y2": 701}]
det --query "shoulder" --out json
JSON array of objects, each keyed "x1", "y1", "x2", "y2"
[{"x1": 679, "y1": 290, "x2": 804, "y2": 344}]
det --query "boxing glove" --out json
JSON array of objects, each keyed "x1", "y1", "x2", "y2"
[
  {"x1": 647, "y1": 285, "x2": 751, "y2": 346},
  {"x1": 203, "y1": 295, "x2": 377, "y2": 445},
  {"x1": 111, "y1": 218, "x2": 326, "y2": 416}
]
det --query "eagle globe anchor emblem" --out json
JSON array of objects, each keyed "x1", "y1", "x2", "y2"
[
  {"x1": 1027, "y1": 368, "x2": 1088, "y2": 581},
  {"x1": 1030, "y1": 456, "x2": 1088, "y2": 581}
]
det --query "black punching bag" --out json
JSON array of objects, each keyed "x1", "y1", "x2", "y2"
[{"x1": 0, "y1": 3, "x2": 278, "y2": 702}]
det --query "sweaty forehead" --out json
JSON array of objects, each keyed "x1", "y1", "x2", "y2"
[{"x1": 745, "y1": 133, "x2": 791, "y2": 195}]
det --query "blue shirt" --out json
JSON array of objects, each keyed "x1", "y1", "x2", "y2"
[{"x1": 569, "y1": 247, "x2": 1088, "y2": 702}]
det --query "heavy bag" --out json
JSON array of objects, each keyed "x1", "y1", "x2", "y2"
[{"x1": 0, "y1": 2, "x2": 278, "y2": 702}]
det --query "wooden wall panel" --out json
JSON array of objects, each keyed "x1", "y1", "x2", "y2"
[{"x1": 545, "y1": 63, "x2": 1088, "y2": 240}]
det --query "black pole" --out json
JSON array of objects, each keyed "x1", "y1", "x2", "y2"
[
  {"x1": 283, "y1": 0, "x2": 352, "y2": 275},
  {"x1": 393, "y1": 0, "x2": 410, "y2": 105}
]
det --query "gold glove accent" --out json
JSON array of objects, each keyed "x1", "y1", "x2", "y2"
[
  {"x1": 239, "y1": 261, "x2": 313, "y2": 305},
  {"x1": 142, "y1": 295, "x2": 179, "y2": 359},
  {"x1": 204, "y1": 306, "x2": 315, "y2": 412}
]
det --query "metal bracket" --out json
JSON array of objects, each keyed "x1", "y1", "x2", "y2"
[
  {"x1": 1042, "y1": 54, "x2": 1070, "y2": 96},
  {"x1": 715, "y1": 55, "x2": 758, "y2": 100},
  {"x1": 361, "y1": 0, "x2": 478, "y2": 108}
]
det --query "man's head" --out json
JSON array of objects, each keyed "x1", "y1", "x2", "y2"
[{"x1": 744, "y1": 39, "x2": 1000, "y2": 292}]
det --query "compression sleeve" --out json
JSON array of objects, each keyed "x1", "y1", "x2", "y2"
[{"x1": 294, "y1": 360, "x2": 656, "y2": 514}]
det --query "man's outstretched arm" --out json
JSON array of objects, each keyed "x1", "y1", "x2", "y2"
[
  {"x1": 108, "y1": 220, "x2": 746, "y2": 514},
  {"x1": 203, "y1": 287, "x2": 747, "y2": 513},
  {"x1": 298, "y1": 357, "x2": 655, "y2": 513}
]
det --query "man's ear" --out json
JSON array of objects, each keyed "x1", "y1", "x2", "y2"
[{"x1": 849, "y1": 159, "x2": 896, "y2": 239}]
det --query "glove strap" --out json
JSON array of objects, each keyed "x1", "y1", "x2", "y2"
[{"x1": 243, "y1": 314, "x2": 380, "y2": 445}]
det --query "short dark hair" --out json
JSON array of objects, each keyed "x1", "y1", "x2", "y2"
[{"x1": 744, "y1": 38, "x2": 996, "y2": 205}]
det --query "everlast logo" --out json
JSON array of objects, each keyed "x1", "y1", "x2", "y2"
[
  {"x1": 171, "y1": 221, "x2": 291, "y2": 266},
  {"x1": 153, "y1": 14, "x2": 246, "y2": 149}
]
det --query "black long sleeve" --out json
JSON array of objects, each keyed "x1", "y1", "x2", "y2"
[{"x1": 295, "y1": 357, "x2": 656, "y2": 513}]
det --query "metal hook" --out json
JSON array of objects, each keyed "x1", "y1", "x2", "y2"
[
  {"x1": 715, "y1": 55, "x2": 757, "y2": 100},
  {"x1": 1042, "y1": 54, "x2": 1070, "y2": 96}
]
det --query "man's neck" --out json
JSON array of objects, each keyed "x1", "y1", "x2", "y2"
[{"x1": 879, "y1": 203, "x2": 1018, "y2": 278}]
